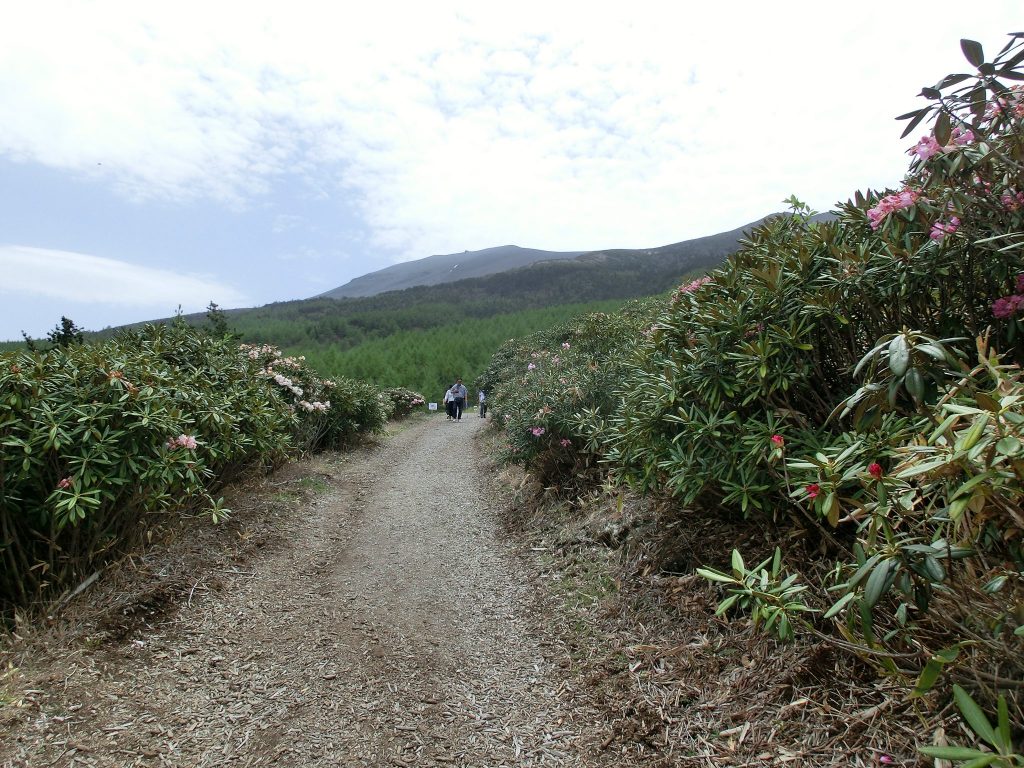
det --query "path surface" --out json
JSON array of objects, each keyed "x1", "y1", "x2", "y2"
[{"x1": 2, "y1": 416, "x2": 623, "y2": 767}]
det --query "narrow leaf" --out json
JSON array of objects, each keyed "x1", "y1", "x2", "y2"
[
  {"x1": 823, "y1": 591, "x2": 856, "y2": 620},
  {"x1": 899, "y1": 108, "x2": 930, "y2": 139},
  {"x1": 934, "y1": 111, "x2": 952, "y2": 146},
  {"x1": 863, "y1": 559, "x2": 894, "y2": 609},
  {"x1": 953, "y1": 684, "x2": 997, "y2": 746}
]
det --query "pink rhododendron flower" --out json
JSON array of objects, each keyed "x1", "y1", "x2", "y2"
[
  {"x1": 561, "y1": 342, "x2": 571, "y2": 349},
  {"x1": 952, "y1": 127, "x2": 975, "y2": 145},
  {"x1": 673, "y1": 277, "x2": 712, "y2": 301},
  {"x1": 1002, "y1": 190, "x2": 1024, "y2": 211},
  {"x1": 770, "y1": 434, "x2": 784, "y2": 447},
  {"x1": 805, "y1": 483, "x2": 820, "y2": 499},
  {"x1": 909, "y1": 135, "x2": 942, "y2": 160},
  {"x1": 993, "y1": 294, "x2": 1024, "y2": 319},
  {"x1": 929, "y1": 216, "x2": 960, "y2": 241},
  {"x1": 166, "y1": 434, "x2": 198, "y2": 451},
  {"x1": 560, "y1": 438, "x2": 571, "y2": 447},
  {"x1": 530, "y1": 426, "x2": 545, "y2": 437},
  {"x1": 866, "y1": 188, "x2": 920, "y2": 230},
  {"x1": 909, "y1": 129, "x2": 973, "y2": 162},
  {"x1": 868, "y1": 463, "x2": 883, "y2": 480},
  {"x1": 57, "y1": 477, "x2": 72, "y2": 490},
  {"x1": 527, "y1": 363, "x2": 536, "y2": 371}
]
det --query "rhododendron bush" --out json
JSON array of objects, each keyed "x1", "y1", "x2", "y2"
[
  {"x1": 485, "y1": 34, "x2": 1024, "y2": 732},
  {"x1": 478, "y1": 299, "x2": 656, "y2": 487},
  {"x1": 381, "y1": 387, "x2": 427, "y2": 420},
  {"x1": 0, "y1": 323, "x2": 386, "y2": 614}
]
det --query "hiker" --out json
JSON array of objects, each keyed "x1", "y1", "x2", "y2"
[
  {"x1": 443, "y1": 385, "x2": 455, "y2": 420},
  {"x1": 452, "y1": 378, "x2": 468, "y2": 421},
  {"x1": 478, "y1": 389, "x2": 487, "y2": 418}
]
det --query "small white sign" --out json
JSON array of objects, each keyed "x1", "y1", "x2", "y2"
[{"x1": 428, "y1": 402, "x2": 438, "y2": 411}]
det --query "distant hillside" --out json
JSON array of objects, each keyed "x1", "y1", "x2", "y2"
[
  {"x1": 71, "y1": 211, "x2": 834, "y2": 391},
  {"x1": 321, "y1": 245, "x2": 586, "y2": 298}
]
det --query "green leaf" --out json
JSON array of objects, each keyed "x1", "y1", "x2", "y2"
[
  {"x1": 899, "y1": 107, "x2": 930, "y2": 139},
  {"x1": 911, "y1": 645, "x2": 961, "y2": 698},
  {"x1": 930, "y1": 413, "x2": 960, "y2": 444},
  {"x1": 961, "y1": 38, "x2": 985, "y2": 68},
  {"x1": 863, "y1": 558, "x2": 894, "y2": 609},
  {"x1": 847, "y1": 553, "x2": 883, "y2": 590},
  {"x1": 996, "y1": 695, "x2": 1011, "y2": 752},
  {"x1": 995, "y1": 436, "x2": 1021, "y2": 455},
  {"x1": 982, "y1": 575, "x2": 1007, "y2": 594},
  {"x1": 715, "y1": 593, "x2": 739, "y2": 616},
  {"x1": 823, "y1": 591, "x2": 856, "y2": 620},
  {"x1": 888, "y1": 335, "x2": 910, "y2": 378},
  {"x1": 953, "y1": 684, "x2": 997, "y2": 746},
  {"x1": 970, "y1": 86, "x2": 989, "y2": 119},
  {"x1": 935, "y1": 110, "x2": 952, "y2": 146},
  {"x1": 961, "y1": 414, "x2": 990, "y2": 451},
  {"x1": 919, "y1": 746, "x2": 989, "y2": 760},
  {"x1": 912, "y1": 659, "x2": 944, "y2": 698},
  {"x1": 696, "y1": 567, "x2": 735, "y2": 584},
  {"x1": 731, "y1": 548, "x2": 745, "y2": 576},
  {"x1": 905, "y1": 367, "x2": 925, "y2": 403}
]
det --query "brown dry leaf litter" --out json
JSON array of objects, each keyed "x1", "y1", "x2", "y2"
[{"x1": 0, "y1": 416, "x2": 646, "y2": 767}]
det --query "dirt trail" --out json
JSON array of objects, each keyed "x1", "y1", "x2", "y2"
[{"x1": 1, "y1": 416, "x2": 627, "y2": 767}]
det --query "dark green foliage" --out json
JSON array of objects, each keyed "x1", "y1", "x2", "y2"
[
  {"x1": 483, "y1": 34, "x2": 1024, "y2": 723},
  {"x1": 20, "y1": 316, "x2": 86, "y2": 352},
  {"x1": 205, "y1": 302, "x2": 233, "y2": 338},
  {"x1": 0, "y1": 325, "x2": 385, "y2": 615},
  {"x1": 282, "y1": 299, "x2": 632, "y2": 399},
  {"x1": 483, "y1": 300, "x2": 658, "y2": 487}
]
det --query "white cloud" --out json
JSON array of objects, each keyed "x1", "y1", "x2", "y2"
[
  {"x1": 0, "y1": 245, "x2": 248, "y2": 333},
  {"x1": 0, "y1": 1, "x2": 1021, "y2": 267}
]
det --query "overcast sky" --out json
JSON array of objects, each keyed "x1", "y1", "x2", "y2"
[{"x1": 1, "y1": 2, "x2": 1020, "y2": 340}]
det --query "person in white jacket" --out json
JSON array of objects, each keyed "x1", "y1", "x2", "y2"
[{"x1": 443, "y1": 386, "x2": 455, "y2": 420}]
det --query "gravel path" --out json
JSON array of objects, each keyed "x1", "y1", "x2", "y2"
[{"x1": 2, "y1": 415, "x2": 623, "y2": 767}]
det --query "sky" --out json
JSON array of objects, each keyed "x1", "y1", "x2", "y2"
[{"x1": 1, "y1": 2, "x2": 1021, "y2": 340}]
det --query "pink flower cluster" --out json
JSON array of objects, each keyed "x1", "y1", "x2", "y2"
[
  {"x1": 527, "y1": 363, "x2": 537, "y2": 371},
  {"x1": 770, "y1": 434, "x2": 784, "y2": 447},
  {"x1": 986, "y1": 86, "x2": 1024, "y2": 120},
  {"x1": 272, "y1": 373, "x2": 304, "y2": 397},
  {"x1": 57, "y1": 477, "x2": 72, "y2": 490},
  {"x1": 561, "y1": 342, "x2": 571, "y2": 350},
  {"x1": 530, "y1": 426, "x2": 545, "y2": 437},
  {"x1": 1001, "y1": 190, "x2": 1024, "y2": 212},
  {"x1": 908, "y1": 127, "x2": 974, "y2": 161},
  {"x1": 673, "y1": 277, "x2": 712, "y2": 301},
  {"x1": 866, "y1": 188, "x2": 919, "y2": 230},
  {"x1": 166, "y1": 434, "x2": 198, "y2": 451},
  {"x1": 559, "y1": 438, "x2": 571, "y2": 447},
  {"x1": 298, "y1": 400, "x2": 330, "y2": 413},
  {"x1": 992, "y1": 275, "x2": 1024, "y2": 319},
  {"x1": 241, "y1": 343, "x2": 280, "y2": 360},
  {"x1": 868, "y1": 463, "x2": 883, "y2": 480},
  {"x1": 929, "y1": 216, "x2": 960, "y2": 241},
  {"x1": 993, "y1": 295, "x2": 1024, "y2": 319}
]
